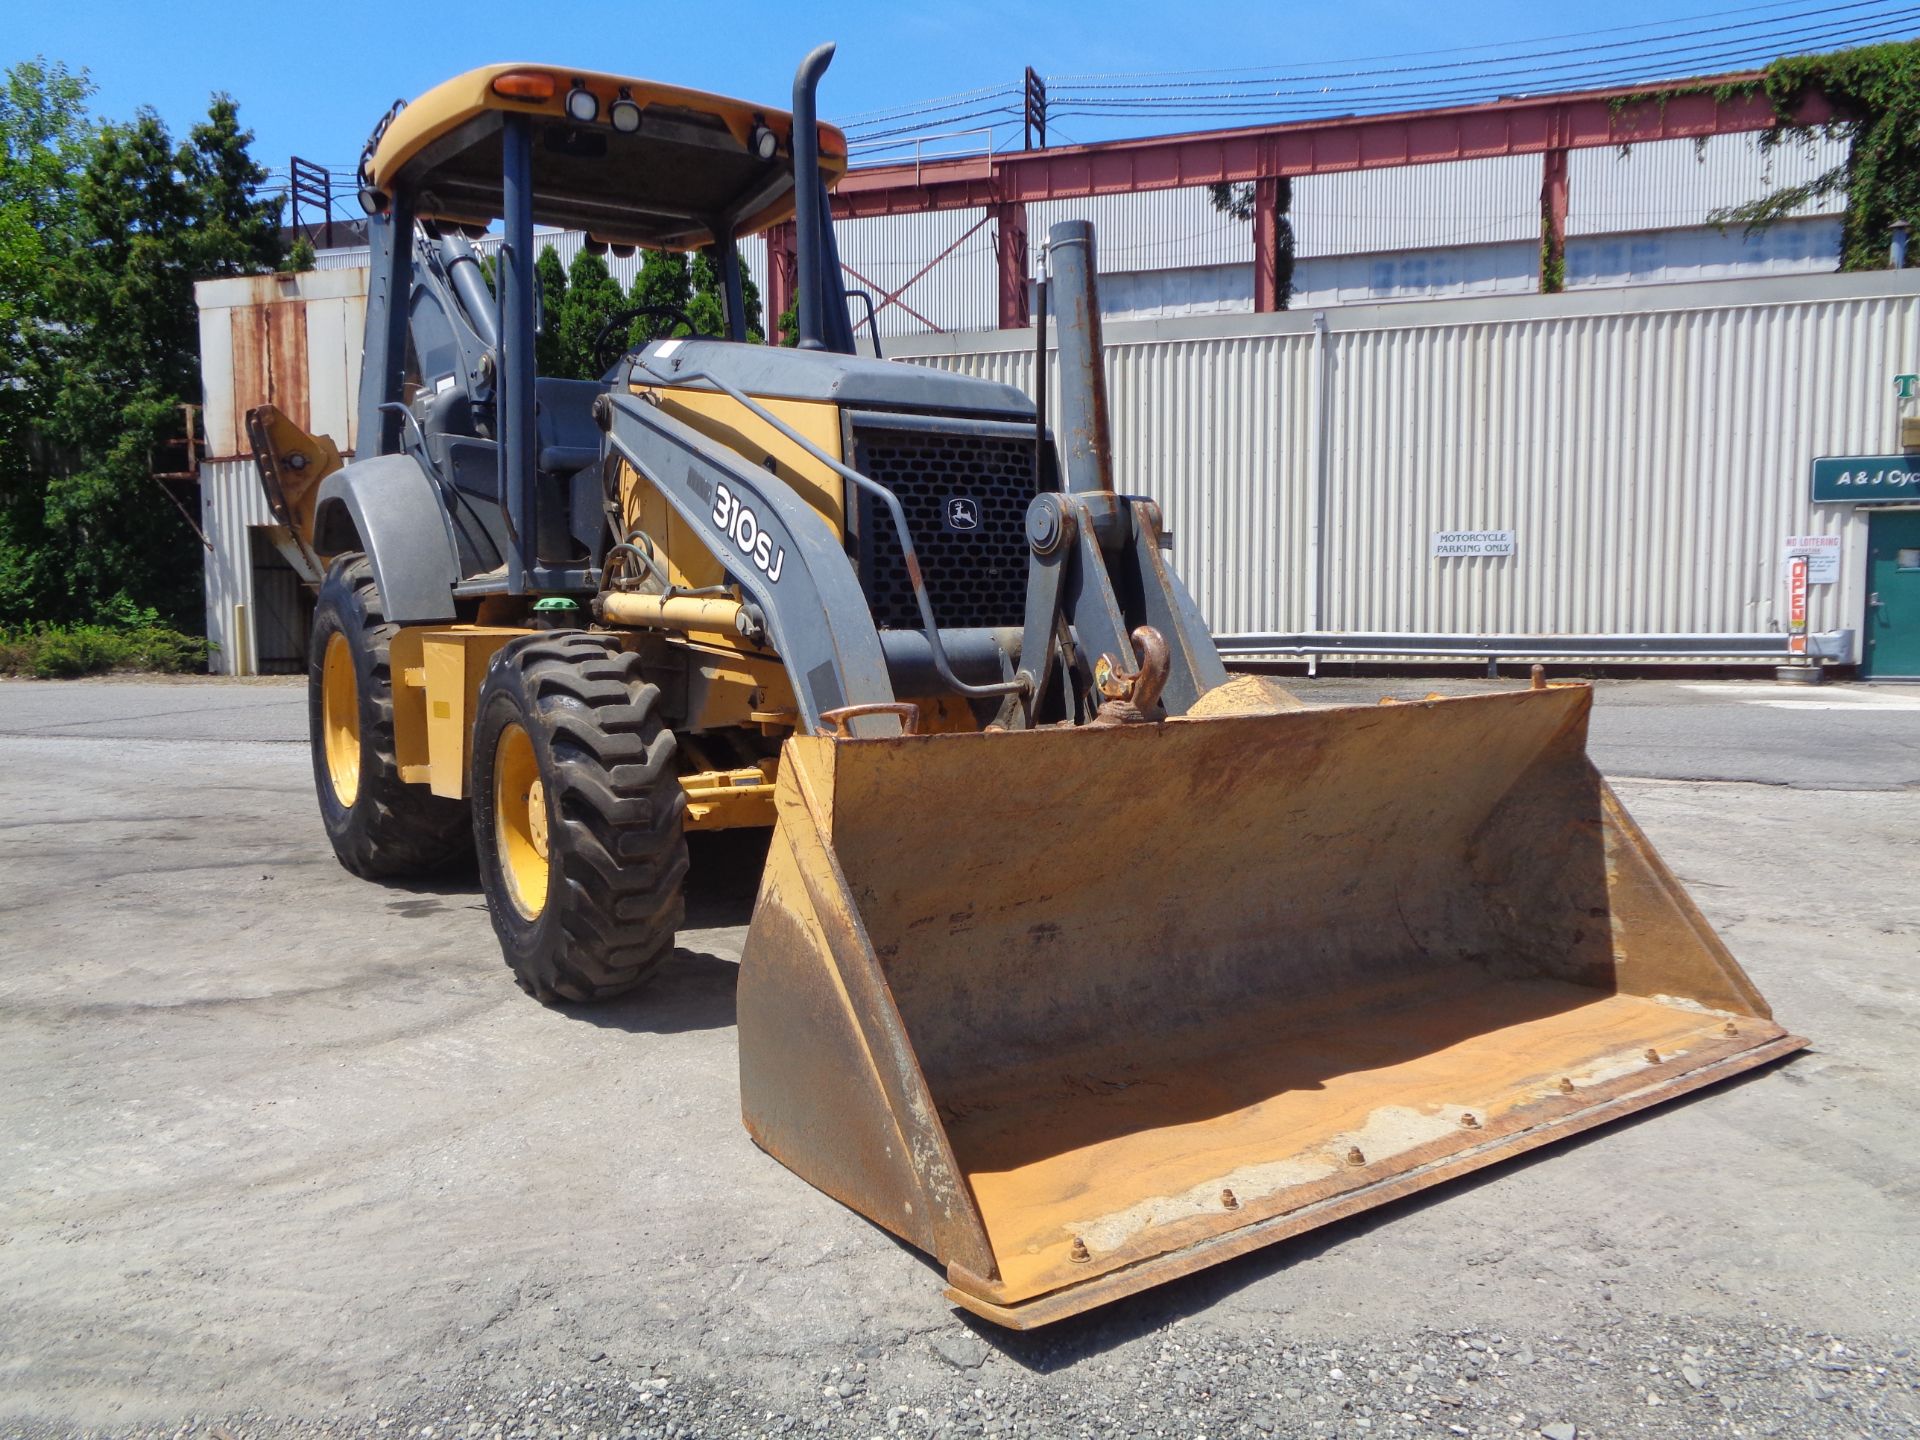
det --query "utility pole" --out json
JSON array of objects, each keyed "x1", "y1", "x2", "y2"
[
  {"x1": 289, "y1": 156, "x2": 335, "y2": 248},
  {"x1": 1023, "y1": 67, "x2": 1048, "y2": 151}
]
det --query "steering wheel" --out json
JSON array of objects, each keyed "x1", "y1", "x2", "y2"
[{"x1": 591, "y1": 304, "x2": 707, "y2": 375}]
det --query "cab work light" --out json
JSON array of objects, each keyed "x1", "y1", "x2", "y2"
[{"x1": 565, "y1": 82, "x2": 599, "y2": 123}]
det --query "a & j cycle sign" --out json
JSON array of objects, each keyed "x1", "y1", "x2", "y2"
[{"x1": 1810, "y1": 454, "x2": 1920, "y2": 503}]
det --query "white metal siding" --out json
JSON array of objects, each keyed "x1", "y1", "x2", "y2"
[
  {"x1": 1294, "y1": 155, "x2": 1541, "y2": 258},
  {"x1": 200, "y1": 458, "x2": 276, "y2": 675},
  {"x1": 1293, "y1": 242, "x2": 1541, "y2": 308},
  {"x1": 1029, "y1": 188, "x2": 1250, "y2": 272},
  {"x1": 1567, "y1": 217, "x2": 1842, "y2": 289},
  {"x1": 889, "y1": 272, "x2": 1920, "y2": 661},
  {"x1": 833, "y1": 208, "x2": 997, "y2": 337},
  {"x1": 1568, "y1": 132, "x2": 1850, "y2": 237}
]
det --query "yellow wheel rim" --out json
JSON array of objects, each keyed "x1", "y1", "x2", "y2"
[
  {"x1": 494, "y1": 720, "x2": 549, "y2": 920},
  {"x1": 321, "y1": 631, "x2": 361, "y2": 807}
]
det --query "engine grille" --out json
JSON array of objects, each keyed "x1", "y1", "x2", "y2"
[{"x1": 849, "y1": 422, "x2": 1039, "y2": 631}]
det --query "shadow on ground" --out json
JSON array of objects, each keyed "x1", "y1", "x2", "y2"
[{"x1": 554, "y1": 828, "x2": 769, "y2": 1035}]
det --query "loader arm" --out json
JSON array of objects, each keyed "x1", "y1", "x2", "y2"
[{"x1": 597, "y1": 390, "x2": 901, "y2": 736}]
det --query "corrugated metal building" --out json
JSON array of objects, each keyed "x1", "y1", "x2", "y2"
[
  {"x1": 196, "y1": 262, "x2": 1917, "y2": 673},
  {"x1": 823, "y1": 132, "x2": 1852, "y2": 330},
  {"x1": 196, "y1": 125, "x2": 1902, "y2": 674},
  {"x1": 886, "y1": 268, "x2": 1920, "y2": 665},
  {"x1": 304, "y1": 132, "x2": 1851, "y2": 334},
  {"x1": 196, "y1": 268, "x2": 367, "y2": 674}
]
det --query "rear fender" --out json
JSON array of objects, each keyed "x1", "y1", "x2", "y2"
[{"x1": 313, "y1": 455, "x2": 463, "y2": 624}]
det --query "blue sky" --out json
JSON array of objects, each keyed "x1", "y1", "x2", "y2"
[{"x1": 5, "y1": 1, "x2": 1901, "y2": 185}]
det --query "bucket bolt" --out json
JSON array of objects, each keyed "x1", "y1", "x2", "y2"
[
  {"x1": 1345, "y1": 1146, "x2": 1367, "y2": 1167},
  {"x1": 1069, "y1": 1236, "x2": 1092, "y2": 1263},
  {"x1": 1558, "y1": 1077, "x2": 1576, "y2": 1094},
  {"x1": 1460, "y1": 1111, "x2": 1481, "y2": 1129},
  {"x1": 1723, "y1": 1021, "x2": 1740, "y2": 1037},
  {"x1": 1644, "y1": 1048, "x2": 1661, "y2": 1064},
  {"x1": 1220, "y1": 1188, "x2": 1240, "y2": 1210}
]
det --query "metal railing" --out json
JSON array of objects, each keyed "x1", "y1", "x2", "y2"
[{"x1": 1214, "y1": 630, "x2": 1854, "y2": 664}]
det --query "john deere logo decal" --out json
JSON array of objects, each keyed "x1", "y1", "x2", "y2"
[{"x1": 945, "y1": 496, "x2": 980, "y2": 532}]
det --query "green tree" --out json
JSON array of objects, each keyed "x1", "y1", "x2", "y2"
[
  {"x1": 286, "y1": 233, "x2": 316, "y2": 271},
  {"x1": 533, "y1": 243, "x2": 567, "y2": 375},
  {"x1": 1, "y1": 77, "x2": 282, "y2": 629},
  {"x1": 0, "y1": 59, "x2": 95, "y2": 618},
  {"x1": 632, "y1": 246, "x2": 691, "y2": 316},
  {"x1": 688, "y1": 244, "x2": 763, "y2": 341},
  {"x1": 553, "y1": 248, "x2": 629, "y2": 379},
  {"x1": 183, "y1": 94, "x2": 280, "y2": 279},
  {"x1": 1707, "y1": 40, "x2": 1920, "y2": 272}
]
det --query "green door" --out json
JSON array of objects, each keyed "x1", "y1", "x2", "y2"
[{"x1": 1863, "y1": 510, "x2": 1920, "y2": 679}]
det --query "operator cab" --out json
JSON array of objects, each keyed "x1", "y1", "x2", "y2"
[{"x1": 355, "y1": 61, "x2": 853, "y2": 595}]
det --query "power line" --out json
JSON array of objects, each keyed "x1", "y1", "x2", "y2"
[
  {"x1": 841, "y1": 2, "x2": 1914, "y2": 157},
  {"x1": 1051, "y1": 0, "x2": 1895, "y2": 92},
  {"x1": 835, "y1": 80, "x2": 1020, "y2": 127},
  {"x1": 1048, "y1": 0, "x2": 1895, "y2": 81},
  {"x1": 1047, "y1": 10, "x2": 1913, "y2": 104},
  {"x1": 1047, "y1": 14, "x2": 1918, "y2": 119}
]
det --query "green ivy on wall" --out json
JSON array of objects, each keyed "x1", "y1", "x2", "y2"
[{"x1": 1706, "y1": 40, "x2": 1920, "y2": 271}]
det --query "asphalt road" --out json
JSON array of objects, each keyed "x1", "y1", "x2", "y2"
[
  {"x1": 1, "y1": 673, "x2": 1915, "y2": 1440},
  {"x1": 3, "y1": 673, "x2": 1914, "y2": 787}
]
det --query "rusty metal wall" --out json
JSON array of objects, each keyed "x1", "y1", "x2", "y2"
[
  {"x1": 887, "y1": 269, "x2": 1920, "y2": 663},
  {"x1": 196, "y1": 269, "x2": 367, "y2": 460}
]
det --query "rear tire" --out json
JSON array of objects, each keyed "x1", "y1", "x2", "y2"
[
  {"x1": 308, "y1": 554, "x2": 473, "y2": 878},
  {"x1": 471, "y1": 632, "x2": 688, "y2": 1003}
]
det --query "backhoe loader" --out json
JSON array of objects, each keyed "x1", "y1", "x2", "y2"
[{"x1": 252, "y1": 44, "x2": 1805, "y2": 1328}]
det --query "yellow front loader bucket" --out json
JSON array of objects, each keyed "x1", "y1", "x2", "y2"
[{"x1": 736, "y1": 682, "x2": 1803, "y2": 1327}]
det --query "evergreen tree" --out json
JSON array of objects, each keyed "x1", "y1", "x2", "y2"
[
  {"x1": 533, "y1": 244, "x2": 567, "y2": 376},
  {"x1": 688, "y1": 245, "x2": 763, "y2": 341},
  {"x1": 631, "y1": 247, "x2": 691, "y2": 317},
  {"x1": 554, "y1": 248, "x2": 628, "y2": 379},
  {"x1": 182, "y1": 95, "x2": 280, "y2": 279},
  {"x1": 286, "y1": 233, "x2": 316, "y2": 271}
]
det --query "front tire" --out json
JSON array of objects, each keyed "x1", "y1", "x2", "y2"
[
  {"x1": 308, "y1": 554, "x2": 472, "y2": 878},
  {"x1": 471, "y1": 633, "x2": 688, "y2": 1003}
]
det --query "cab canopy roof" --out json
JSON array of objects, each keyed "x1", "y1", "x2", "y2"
[{"x1": 363, "y1": 64, "x2": 849, "y2": 250}]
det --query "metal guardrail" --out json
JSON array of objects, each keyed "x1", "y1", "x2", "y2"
[{"x1": 1215, "y1": 630, "x2": 1854, "y2": 663}]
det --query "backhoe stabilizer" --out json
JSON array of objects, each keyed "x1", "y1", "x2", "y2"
[{"x1": 736, "y1": 681, "x2": 1805, "y2": 1327}]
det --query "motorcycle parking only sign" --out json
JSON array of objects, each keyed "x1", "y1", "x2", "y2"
[{"x1": 1432, "y1": 530, "x2": 1516, "y2": 558}]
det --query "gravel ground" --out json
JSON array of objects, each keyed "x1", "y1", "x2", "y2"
[
  {"x1": 8, "y1": 1319, "x2": 1913, "y2": 1440},
  {"x1": 2, "y1": 676, "x2": 1915, "y2": 1440}
]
